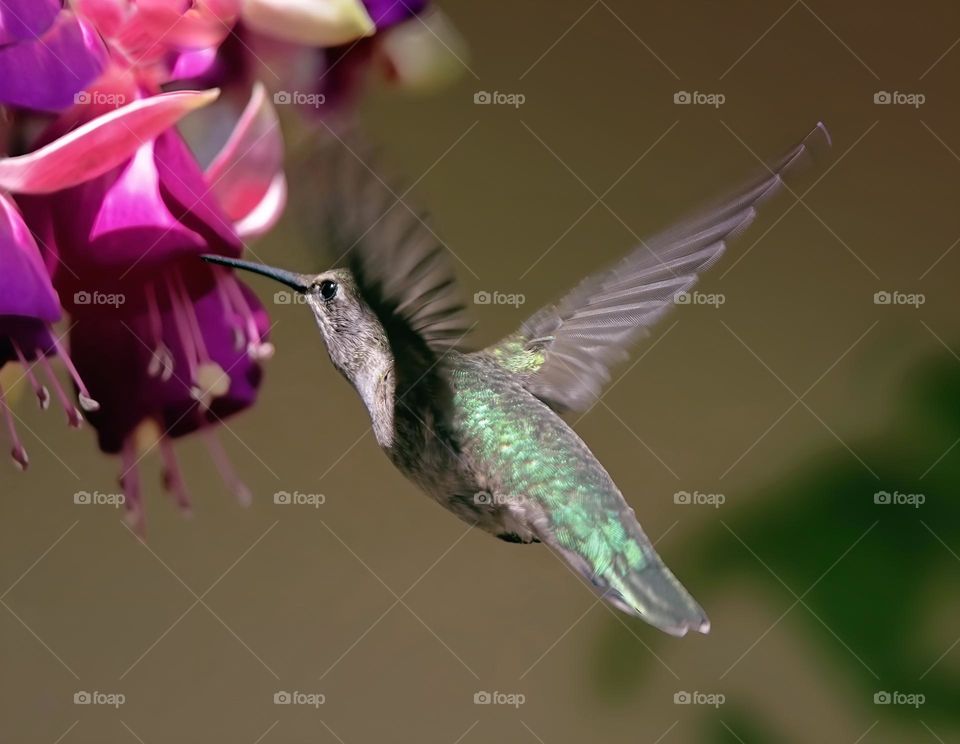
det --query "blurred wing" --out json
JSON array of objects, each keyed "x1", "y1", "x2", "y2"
[
  {"x1": 488, "y1": 123, "x2": 831, "y2": 413},
  {"x1": 324, "y1": 136, "x2": 472, "y2": 353}
]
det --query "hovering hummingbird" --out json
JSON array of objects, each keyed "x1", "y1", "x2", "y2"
[{"x1": 203, "y1": 123, "x2": 830, "y2": 636}]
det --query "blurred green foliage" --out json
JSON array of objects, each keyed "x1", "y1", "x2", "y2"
[{"x1": 595, "y1": 350, "x2": 960, "y2": 734}]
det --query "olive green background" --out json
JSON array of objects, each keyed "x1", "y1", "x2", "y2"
[{"x1": 3, "y1": 1, "x2": 960, "y2": 742}]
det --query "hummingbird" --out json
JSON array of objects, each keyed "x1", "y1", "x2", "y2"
[{"x1": 203, "y1": 123, "x2": 830, "y2": 636}]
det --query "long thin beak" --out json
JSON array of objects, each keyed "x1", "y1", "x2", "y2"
[{"x1": 201, "y1": 254, "x2": 313, "y2": 293}]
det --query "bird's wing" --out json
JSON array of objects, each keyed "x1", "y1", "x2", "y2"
[
  {"x1": 323, "y1": 135, "x2": 473, "y2": 355},
  {"x1": 485, "y1": 123, "x2": 831, "y2": 414}
]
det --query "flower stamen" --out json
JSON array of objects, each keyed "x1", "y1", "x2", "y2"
[
  {"x1": 204, "y1": 430, "x2": 252, "y2": 506},
  {"x1": 159, "y1": 437, "x2": 192, "y2": 516},
  {"x1": 37, "y1": 352, "x2": 83, "y2": 428},
  {"x1": 120, "y1": 437, "x2": 145, "y2": 533},
  {"x1": 0, "y1": 381, "x2": 28, "y2": 470},
  {"x1": 171, "y1": 270, "x2": 228, "y2": 406},
  {"x1": 12, "y1": 341, "x2": 50, "y2": 410},
  {"x1": 48, "y1": 334, "x2": 100, "y2": 412},
  {"x1": 213, "y1": 268, "x2": 246, "y2": 352},
  {"x1": 145, "y1": 282, "x2": 175, "y2": 381},
  {"x1": 165, "y1": 272, "x2": 201, "y2": 389},
  {"x1": 224, "y1": 273, "x2": 273, "y2": 360}
]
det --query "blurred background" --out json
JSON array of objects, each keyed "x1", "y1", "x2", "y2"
[{"x1": 3, "y1": 0, "x2": 960, "y2": 741}]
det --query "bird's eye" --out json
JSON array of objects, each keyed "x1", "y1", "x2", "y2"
[{"x1": 317, "y1": 280, "x2": 338, "y2": 301}]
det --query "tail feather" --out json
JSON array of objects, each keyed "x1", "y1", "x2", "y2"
[
  {"x1": 541, "y1": 527, "x2": 710, "y2": 636},
  {"x1": 605, "y1": 560, "x2": 710, "y2": 637}
]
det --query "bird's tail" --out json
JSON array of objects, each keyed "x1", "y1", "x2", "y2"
[
  {"x1": 545, "y1": 524, "x2": 710, "y2": 636},
  {"x1": 603, "y1": 558, "x2": 710, "y2": 637}
]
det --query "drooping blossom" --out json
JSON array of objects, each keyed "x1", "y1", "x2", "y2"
[
  {"x1": 16, "y1": 83, "x2": 285, "y2": 525},
  {"x1": 0, "y1": 88, "x2": 225, "y2": 469},
  {"x1": 1, "y1": 0, "x2": 463, "y2": 523}
]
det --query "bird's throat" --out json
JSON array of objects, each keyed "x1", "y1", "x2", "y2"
[{"x1": 351, "y1": 355, "x2": 396, "y2": 449}]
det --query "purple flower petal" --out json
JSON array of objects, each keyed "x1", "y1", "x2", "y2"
[
  {"x1": 204, "y1": 83, "x2": 286, "y2": 237},
  {"x1": 154, "y1": 128, "x2": 243, "y2": 259},
  {"x1": 70, "y1": 275, "x2": 268, "y2": 454},
  {"x1": 0, "y1": 316, "x2": 55, "y2": 368},
  {"x1": 0, "y1": 11, "x2": 107, "y2": 112},
  {"x1": 0, "y1": 89, "x2": 221, "y2": 194},
  {"x1": 0, "y1": 0, "x2": 60, "y2": 46},
  {"x1": 0, "y1": 193, "x2": 61, "y2": 321},
  {"x1": 169, "y1": 47, "x2": 220, "y2": 82},
  {"x1": 363, "y1": 0, "x2": 426, "y2": 29},
  {"x1": 17, "y1": 128, "x2": 242, "y2": 291}
]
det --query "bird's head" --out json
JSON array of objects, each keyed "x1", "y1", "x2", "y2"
[{"x1": 201, "y1": 254, "x2": 390, "y2": 381}]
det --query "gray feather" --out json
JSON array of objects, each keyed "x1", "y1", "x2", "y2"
[{"x1": 499, "y1": 122, "x2": 831, "y2": 413}]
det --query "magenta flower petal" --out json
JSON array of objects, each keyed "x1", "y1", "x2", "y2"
[
  {"x1": 0, "y1": 0, "x2": 60, "y2": 45},
  {"x1": 76, "y1": 0, "x2": 238, "y2": 71},
  {"x1": 0, "y1": 194, "x2": 61, "y2": 321},
  {"x1": 363, "y1": 0, "x2": 426, "y2": 28},
  {"x1": 0, "y1": 316, "x2": 55, "y2": 369},
  {"x1": 32, "y1": 138, "x2": 212, "y2": 277},
  {"x1": 17, "y1": 128, "x2": 242, "y2": 288},
  {"x1": 166, "y1": 281, "x2": 268, "y2": 435},
  {"x1": 169, "y1": 47, "x2": 219, "y2": 81},
  {"x1": 232, "y1": 173, "x2": 286, "y2": 238},
  {"x1": 128, "y1": 0, "x2": 239, "y2": 51},
  {"x1": 65, "y1": 312, "x2": 149, "y2": 453},
  {"x1": 0, "y1": 11, "x2": 107, "y2": 112},
  {"x1": 71, "y1": 0, "x2": 128, "y2": 38},
  {"x1": 69, "y1": 275, "x2": 269, "y2": 454},
  {"x1": 0, "y1": 89, "x2": 222, "y2": 194},
  {"x1": 204, "y1": 83, "x2": 286, "y2": 237},
  {"x1": 153, "y1": 128, "x2": 244, "y2": 259}
]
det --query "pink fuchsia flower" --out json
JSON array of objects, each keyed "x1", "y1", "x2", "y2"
[
  {"x1": 67, "y1": 272, "x2": 270, "y2": 516},
  {"x1": 0, "y1": 0, "x2": 107, "y2": 111},
  {"x1": 73, "y1": 0, "x2": 241, "y2": 87},
  {"x1": 0, "y1": 88, "x2": 223, "y2": 469},
  {"x1": 16, "y1": 84, "x2": 285, "y2": 526}
]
